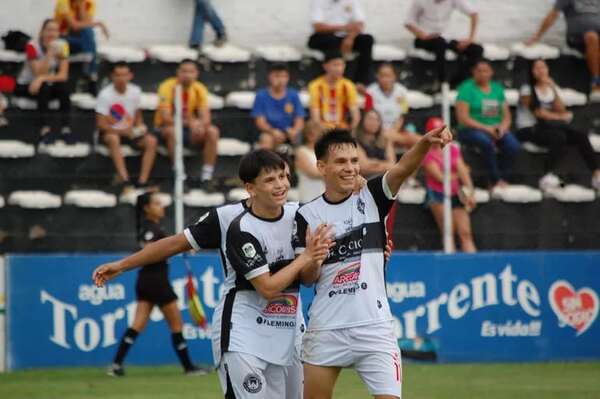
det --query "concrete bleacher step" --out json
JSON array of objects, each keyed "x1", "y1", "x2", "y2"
[
  {"x1": 98, "y1": 45, "x2": 146, "y2": 63},
  {"x1": 184, "y1": 189, "x2": 226, "y2": 207},
  {"x1": 120, "y1": 190, "x2": 172, "y2": 206},
  {"x1": 510, "y1": 43, "x2": 560, "y2": 60},
  {"x1": 491, "y1": 184, "x2": 543, "y2": 203},
  {"x1": 0, "y1": 140, "x2": 35, "y2": 158},
  {"x1": 8, "y1": 190, "x2": 62, "y2": 209},
  {"x1": 64, "y1": 190, "x2": 117, "y2": 208},
  {"x1": 254, "y1": 45, "x2": 302, "y2": 62},
  {"x1": 544, "y1": 184, "x2": 596, "y2": 202}
]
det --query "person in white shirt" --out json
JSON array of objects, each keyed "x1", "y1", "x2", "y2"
[
  {"x1": 367, "y1": 63, "x2": 421, "y2": 149},
  {"x1": 308, "y1": 0, "x2": 374, "y2": 85},
  {"x1": 405, "y1": 0, "x2": 483, "y2": 89},
  {"x1": 295, "y1": 126, "x2": 452, "y2": 399},
  {"x1": 96, "y1": 62, "x2": 158, "y2": 192},
  {"x1": 295, "y1": 120, "x2": 326, "y2": 204}
]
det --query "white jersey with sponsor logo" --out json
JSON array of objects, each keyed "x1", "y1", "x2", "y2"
[
  {"x1": 185, "y1": 202, "x2": 302, "y2": 366},
  {"x1": 293, "y1": 174, "x2": 395, "y2": 331}
]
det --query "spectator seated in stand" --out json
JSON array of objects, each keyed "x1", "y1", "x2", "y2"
[
  {"x1": 516, "y1": 59, "x2": 600, "y2": 191},
  {"x1": 189, "y1": 0, "x2": 228, "y2": 51},
  {"x1": 366, "y1": 63, "x2": 421, "y2": 150},
  {"x1": 154, "y1": 59, "x2": 220, "y2": 188},
  {"x1": 355, "y1": 109, "x2": 396, "y2": 178},
  {"x1": 54, "y1": 0, "x2": 109, "y2": 93},
  {"x1": 96, "y1": 62, "x2": 158, "y2": 194},
  {"x1": 526, "y1": 0, "x2": 600, "y2": 101},
  {"x1": 423, "y1": 117, "x2": 477, "y2": 253},
  {"x1": 455, "y1": 59, "x2": 521, "y2": 190},
  {"x1": 308, "y1": 0, "x2": 374, "y2": 85},
  {"x1": 251, "y1": 62, "x2": 305, "y2": 153},
  {"x1": 308, "y1": 50, "x2": 360, "y2": 131},
  {"x1": 405, "y1": 0, "x2": 483, "y2": 91},
  {"x1": 15, "y1": 19, "x2": 72, "y2": 144},
  {"x1": 295, "y1": 120, "x2": 325, "y2": 204}
]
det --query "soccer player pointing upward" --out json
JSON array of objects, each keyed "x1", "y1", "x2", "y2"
[{"x1": 294, "y1": 126, "x2": 451, "y2": 399}]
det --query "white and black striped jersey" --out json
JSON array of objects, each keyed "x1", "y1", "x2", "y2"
[
  {"x1": 293, "y1": 174, "x2": 396, "y2": 331},
  {"x1": 184, "y1": 202, "x2": 303, "y2": 367}
]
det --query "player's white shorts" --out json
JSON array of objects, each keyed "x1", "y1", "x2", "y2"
[
  {"x1": 302, "y1": 321, "x2": 402, "y2": 398},
  {"x1": 217, "y1": 351, "x2": 303, "y2": 399}
]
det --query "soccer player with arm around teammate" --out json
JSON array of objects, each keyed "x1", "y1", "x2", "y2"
[{"x1": 294, "y1": 125, "x2": 451, "y2": 399}]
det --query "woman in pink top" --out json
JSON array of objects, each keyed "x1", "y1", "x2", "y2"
[{"x1": 423, "y1": 121, "x2": 477, "y2": 252}]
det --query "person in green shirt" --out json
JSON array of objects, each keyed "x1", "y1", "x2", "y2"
[{"x1": 456, "y1": 59, "x2": 520, "y2": 190}]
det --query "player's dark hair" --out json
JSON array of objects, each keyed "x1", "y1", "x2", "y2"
[
  {"x1": 377, "y1": 62, "x2": 396, "y2": 76},
  {"x1": 111, "y1": 61, "x2": 130, "y2": 73},
  {"x1": 179, "y1": 58, "x2": 198, "y2": 69},
  {"x1": 268, "y1": 62, "x2": 289, "y2": 73},
  {"x1": 135, "y1": 192, "x2": 154, "y2": 237},
  {"x1": 471, "y1": 58, "x2": 492, "y2": 71},
  {"x1": 527, "y1": 58, "x2": 545, "y2": 112},
  {"x1": 314, "y1": 129, "x2": 357, "y2": 161},
  {"x1": 238, "y1": 149, "x2": 286, "y2": 183}
]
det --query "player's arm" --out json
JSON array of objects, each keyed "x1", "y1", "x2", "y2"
[
  {"x1": 293, "y1": 214, "x2": 332, "y2": 286},
  {"x1": 93, "y1": 234, "x2": 191, "y2": 286},
  {"x1": 385, "y1": 125, "x2": 452, "y2": 194}
]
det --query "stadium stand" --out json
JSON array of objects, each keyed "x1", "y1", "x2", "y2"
[{"x1": 1, "y1": 5, "x2": 600, "y2": 255}]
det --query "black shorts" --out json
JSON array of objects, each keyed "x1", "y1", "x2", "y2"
[
  {"x1": 567, "y1": 30, "x2": 600, "y2": 53},
  {"x1": 135, "y1": 277, "x2": 177, "y2": 306}
]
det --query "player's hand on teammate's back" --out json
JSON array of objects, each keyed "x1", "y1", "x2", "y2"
[
  {"x1": 384, "y1": 239, "x2": 393, "y2": 262},
  {"x1": 353, "y1": 175, "x2": 367, "y2": 193},
  {"x1": 92, "y1": 262, "x2": 123, "y2": 287},
  {"x1": 423, "y1": 125, "x2": 453, "y2": 147}
]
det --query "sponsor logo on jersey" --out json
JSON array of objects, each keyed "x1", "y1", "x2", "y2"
[
  {"x1": 243, "y1": 372, "x2": 263, "y2": 393},
  {"x1": 332, "y1": 262, "x2": 361, "y2": 285},
  {"x1": 549, "y1": 280, "x2": 598, "y2": 336},
  {"x1": 263, "y1": 294, "x2": 298, "y2": 315}
]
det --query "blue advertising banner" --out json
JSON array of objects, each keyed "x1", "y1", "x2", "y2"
[{"x1": 5, "y1": 252, "x2": 600, "y2": 369}]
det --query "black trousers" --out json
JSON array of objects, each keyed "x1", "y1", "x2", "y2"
[
  {"x1": 308, "y1": 32, "x2": 374, "y2": 85},
  {"x1": 414, "y1": 36, "x2": 483, "y2": 84},
  {"x1": 517, "y1": 121, "x2": 598, "y2": 172},
  {"x1": 15, "y1": 81, "x2": 71, "y2": 127}
]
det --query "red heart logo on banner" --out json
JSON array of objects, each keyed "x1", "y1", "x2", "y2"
[{"x1": 548, "y1": 281, "x2": 599, "y2": 336}]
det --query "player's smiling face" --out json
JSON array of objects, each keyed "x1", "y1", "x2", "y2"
[
  {"x1": 247, "y1": 166, "x2": 290, "y2": 209},
  {"x1": 318, "y1": 144, "x2": 360, "y2": 195}
]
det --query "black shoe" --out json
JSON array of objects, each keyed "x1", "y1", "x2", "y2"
[
  {"x1": 184, "y1": 365, "x2": 209, "y2": 376},
  {"x1": 213, "y1": 33, "x2": 227, "y2": 47},
  {"x1": 39, "y1": 126, "x2": 56, "y2": 145},
  {"x1": 107, "y1": 364, "x2": 125, "y2": 377},
  {"x1": 60, "y1": 126, "x2": 77, "y2": 145}
]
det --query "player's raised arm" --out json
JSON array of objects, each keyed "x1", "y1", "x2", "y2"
[
  {"x1": 93, "y1": 233, "x2": 192, "y2": 286},
  {"x1": 385, "y1": 125, "x2": 452, "y2": 195}
]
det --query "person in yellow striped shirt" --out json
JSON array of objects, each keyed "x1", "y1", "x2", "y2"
[
  {"x1": 155, "y1": 59, "x2": 220, "y2": 184},
  {"x1": 308, "y1": 51, "x2": 360, "y2": 131}
]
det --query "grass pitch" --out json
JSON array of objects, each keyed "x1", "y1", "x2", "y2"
[{"x1": 1, "y1": 362, "x2": 599, "y2": 399}]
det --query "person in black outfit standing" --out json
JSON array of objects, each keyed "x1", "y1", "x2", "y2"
[{"x1": 108, "y1": 192, "x2": 204, "y2": 376}]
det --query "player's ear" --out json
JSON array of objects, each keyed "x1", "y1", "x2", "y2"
[
  {"x1": 245, "y1": 181, "x2": 256, "y2": 198},
  {"x1": 316, "y1": 159, "x2": 326, "y2": 176}
]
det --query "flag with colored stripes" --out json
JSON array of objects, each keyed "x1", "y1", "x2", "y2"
[{"x1": 186, "y1": 270, "x2": 208, "y2": 329}]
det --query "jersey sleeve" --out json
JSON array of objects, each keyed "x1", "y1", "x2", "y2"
[
  {"x1": 292, "y1": 212, "x2": 309, "y2": 255},
  {"x1": 184, "y1": 209, "x2": 221, "y2": 251},
  {"x1": 226, "y1": 229, "x2": 270, "y2": 280},
  {"x1": 292, "y1": 91, "x2": 307, "y2": 118},
  {"x1": 25, "y1": 42, "x2": 38, "y2": 61},
  {"x1": 196, "y1": 84, "x2": 209, "y2": 110},
  {"x1": 310, "y1": 0, "x2": 324, "y2": 23},
  {"x1": 352, "y1": 0, "x2": 366, "y2": 21},
  {"x1": 157, "y1": 81, "x2": 173, "y2": 112},
  {"x1": 251, "y1": 91, "x2": 266, "y2": 118},
  {"x1": 455, "y1": 0, "x2": 476, "y2": 15},
  {"x1": 404, "y1": 0, "x2": 421, "y2": 26},
  {"x1": 456, "y1": 82, "x2": 472, "y2": 104},
  {"x1": 308, "y1": 81, "x2": 320, "y2": 109},
  {"x1": 367, "y1": 174, "x2": 397, "y2": 219},
  {"x1": 346, "y1": 82, "x2": 358, "y2": 107},
  {"x1": 95, "y1": 91, "x2": 110, "y2": 115}
]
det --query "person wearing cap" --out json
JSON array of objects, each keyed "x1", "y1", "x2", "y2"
[
  {"x1": 308, "y1": 51, "x2": 360, "y2": 131},
  {"x1": 405, "y1": 0, "x2": 483, "y2": 91},
  {"x1": 308, "y1": 0, "x2": 374, "y2": 85},
  {"x1": 251, "y1": 62, "x2": 305, "y2": 151}
]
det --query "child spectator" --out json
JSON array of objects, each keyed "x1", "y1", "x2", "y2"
[
  {"x1": 516, "y1": 59, "x2": 600, "y2": 191},
  {"x1": 308, "y1": 0, "x2": 374, "y2": 85},
  {"x1": 366, "y1": 63, "x2": 421, "y2": 149},
  {"x1": 189, "y1": 0, "x2": 227, "y2": 50},
  {"x1": 456, "y1": 60, "x2": 520, "y2": 190},
  {"x1": 308, "y1": 51, "x2": 360, "y2": 130},
  {"x1": 54, "y1": 0, "x2": 109, "y2": 92},
  {"x1": 96, "y1": 62, "x2": 158, "y2": 193},
  {"x1": 295, "y1": 120, "x2": 325, "y2": 203},
  {"x1": 423, "y1": 118, "x2": 477, "y2": 253},
  {"x1": 154, "y1": 59, "x2": 220, "y2": 186},
  {"x1": 405, "y1": 0, "x2": 483, "y2": 90},
  {"x1": 251, "y1": 63, "x2": 305, "y2": 151},
  {"x1": 527, "y1": 0, "x2": 600, "y2": 101},
  {"x1": 355, "y1": 109, "x2": 396, "y2": 178},
  {"x1": 15, "y1": 19, "x2": 71, "y2": 144}
]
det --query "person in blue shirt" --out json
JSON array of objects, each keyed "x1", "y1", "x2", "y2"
[{"x1": 252, "y1": 63, "x2": 306, "y2": 151}]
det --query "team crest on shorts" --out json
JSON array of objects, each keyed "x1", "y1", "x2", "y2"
[{"x1": 243, "y1": 372, "x2": 263, "y2": 393}]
